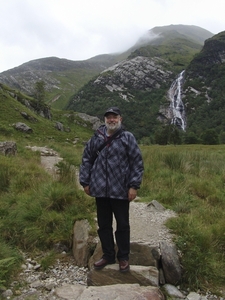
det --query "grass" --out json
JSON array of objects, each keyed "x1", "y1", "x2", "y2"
[
  {"x1": 1, "y1": 86, "x2": 225, "y2": 295},
  {"x1": 139, "y1": 145, "x2": 225, "y2": 294},
  {"x1": 1, "y1": 144, "x2": 225, "y2": 295}
]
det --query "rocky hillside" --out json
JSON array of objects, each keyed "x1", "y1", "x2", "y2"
[
  {"x1": 67, "y1": 25, "x2": 215, "y2": 141},
  {"x1": 182, "y1": 31, "x2": 225, "y2": 143},
  {"x1": 0, "y1": 55, "x2": 118, "y2": 110},
  {"x1": 2, "y1": 24, "x2": 222, "y2": 143},
  {"x1": 0, "y1": 25, "x2": 213, "y2": 113}
]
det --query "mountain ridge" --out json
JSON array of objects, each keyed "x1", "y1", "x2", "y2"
[
  {"x1": 0, "y1": 24, "x2": 213, "y2": 111},
  {"x1": 2, "y1": 24, "x2": 225, "y2": 144}
]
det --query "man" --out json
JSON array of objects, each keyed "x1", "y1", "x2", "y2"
[{"x1": 79, "y1": 107, "x2": 144, "y2": 272}]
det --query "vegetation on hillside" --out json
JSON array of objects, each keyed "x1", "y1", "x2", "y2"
[
  {"x1": 66, "y1": 28, "x2": 207, "y2": 141},
  {"x1": 183, "y1": 31, "x2": 225, "y2": 141},
  {"x1": 129, "y1": 38, "x2": 201, "y2": 73},
  {"x1": 67, "y1": 31, "x2": 225, "y2": 145},
  {"x1": 1, "y1": 141, "x2": 225, "y2": 295},
  {"x1": 0, "y1": 84, "x2": 95, "y2": 290},
  {"x1": 141, "y1": 145, "x2": 225, "y2": 294},
  {"x1": 1, "y1": 83, "x2": 225, "y2": 296},
  {"x1": 1, "y1": 25, "x2": 225, "y2": 297}
]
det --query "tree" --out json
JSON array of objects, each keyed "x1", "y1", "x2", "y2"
[
  {"x1": 219, "y1": 131, "x2": 225, "y2": 144},
  {"x1": 34, "y1": 81, "x2": 45, "y2": 103},
  {"x1": 184, "y1": 131, "x2": 200, "y2": 144},
  {"x1": 169, "y1": 125, "x2": 182, "y2": 145},
  {"x1": 201, "y1": 129, "x2": 219, "y2": 145},
  {"x1": 154, "y1": 125, "x2": 182, "y2": 145}
]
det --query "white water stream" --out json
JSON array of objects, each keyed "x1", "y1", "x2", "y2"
[{"x1": 168, "y1": 70, "x2": 186, "y2": 131}]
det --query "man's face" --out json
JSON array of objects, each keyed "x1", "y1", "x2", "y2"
[{"x1": 105, "y1": 113, "x2": 122, "y2": 132}]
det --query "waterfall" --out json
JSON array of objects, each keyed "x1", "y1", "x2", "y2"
[{"x1": 168, "y1": 70, "x2": 186, "y2": 131}]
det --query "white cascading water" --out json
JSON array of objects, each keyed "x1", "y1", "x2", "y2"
[{"x1": 168, "y1": 70, "x2": 186, "y2": 131}]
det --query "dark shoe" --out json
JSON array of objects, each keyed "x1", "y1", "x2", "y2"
[
  {"x1": 119, "y1": 260, "x2": 130, "y2": 272},
  {"x1": 94, "y1": 258, "x2": 115, "y2": 270}
]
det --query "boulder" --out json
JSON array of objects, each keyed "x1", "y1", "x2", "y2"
[
  {"x1": 130, "y1": 242, "x2": 160, "y2": 267},
  {"x1": 163, "y1": 284, "x2": 185, "y2": 299},
  {"x1": 20, "y1": 111, "x2": 37, "y2": 122},
  {"x1": 55, "y1": 121, "x2": 64, "y2": 131},
  {"x1": 0, "y1": 141, "x2": 17, "y2": 155},
  {"x1": 73, "y1": 219, "x2": 93, "y2": 267},
  {"x1": 13, "y1": 122, "x2": 33, "y2": 133},
  {"x1": 160, "y1": 241, "x2": 182, "y2": 285},
  {"x1": 77, "y1": 113, "x2": 103, "y2": 130}
]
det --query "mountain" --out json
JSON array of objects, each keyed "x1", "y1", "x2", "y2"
[
  {"x1": 181, "y1": 31, "x2": 225, "y2": 142},
  {"x1": 66, "y1": 25, "x2": 214, "y2": 141},
  {"x1": 2, "y1": 24, "x2": 223, "y2": 144},
  {"x1": 0, "y1": 24, "x2": 213, "y2": 112},
  {"x1": 0, "y1": 55, "x2": 118, "y2": 110}
]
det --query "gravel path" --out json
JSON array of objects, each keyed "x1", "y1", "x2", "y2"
[
  {"x1": 7, "y1": 147, "x2": 220, "y2": 300},
  {"x1": 129, "y1": 201, "x2": 176, "y2": 246}
]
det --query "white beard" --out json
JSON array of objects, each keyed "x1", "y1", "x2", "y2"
[{"x1": 105, "y1": 120, "x2": 121, "y2": 133}]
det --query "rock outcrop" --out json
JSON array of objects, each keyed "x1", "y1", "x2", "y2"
[
  {"x1": 0, "y1": 141, "x2": 17, "y2": 155},
  {"x1": 13, "y1": 122, "x2": 33, "y2": 133}
]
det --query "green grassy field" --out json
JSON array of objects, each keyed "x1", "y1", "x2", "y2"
[
  {"x1": 1, "y1": 85, "x2": 225, "y2": 296},
  {"x1": 140, "y1": 145, "x2": 225, "y2": 293},
  {"x1": 1, "y1": 142, "x2": 225, "y2": 295}
]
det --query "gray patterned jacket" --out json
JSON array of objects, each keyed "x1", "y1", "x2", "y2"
[{"x1": 79, "y1": 125, "x2": 144, "y2": 199}]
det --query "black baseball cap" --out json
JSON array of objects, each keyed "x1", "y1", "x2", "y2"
[{"x1": 104, "y1": 107, "x2": 121, "y2": 116}]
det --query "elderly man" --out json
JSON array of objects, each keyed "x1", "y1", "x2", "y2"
[{"x1": 79, "y1": 107, "x2": 144, "y2": 272}]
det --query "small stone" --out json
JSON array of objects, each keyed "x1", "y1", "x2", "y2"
[
  {"x1": 30, "y1": 280, "x2": 43, "y2": 288},
  {"x1": 163, "y1": 284, "x2": 185, "y2": 299},
  {"x1": 1, "y1": 289, "x2": 13, "y2": 298},
  {"x1": 33, "y1": 264, "x2": 41, "y2": 270},
  {"x1": 186, "y1": 292, "x2": 202, "y2": 300}
]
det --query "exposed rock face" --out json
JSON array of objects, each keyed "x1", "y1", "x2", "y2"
[
  {"x1": 0, "y1": 56, "x2": 117, "y2": 97},
  {"x1": 183, "y1": 31, "x2": 225, "y2": 112},
  {"x1": 77, "y1": 113, "x2": 103, "y2": 130},
  {"x1": 92, "y1": 56, "x2": 173, "y2": 100},
  {"x1": 191, "y1": 35, "x2": 225, "y2": 67}
]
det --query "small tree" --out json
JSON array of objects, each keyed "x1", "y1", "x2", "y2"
[{"x1": 34, "y1": 81, "x2": 45, "y2": 103}]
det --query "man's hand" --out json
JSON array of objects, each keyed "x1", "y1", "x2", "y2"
[
  {"x1": 128, "y1": 188, "x2": 137, "y2": 202},
  {"x1": 84, "y1": 185, "x2": 90, "y2": 195}
]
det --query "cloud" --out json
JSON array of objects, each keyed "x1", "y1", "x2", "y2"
[{"x1": 0, "y1": 0, "x2": 224, "y2": 72}]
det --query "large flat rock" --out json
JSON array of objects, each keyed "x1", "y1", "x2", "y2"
[
  {"x1": 87, "y1": 264, "x2": 159, "y2": 287},
  {"x1": 55, "y1": 283, "x2": 165, "y2": 300}
]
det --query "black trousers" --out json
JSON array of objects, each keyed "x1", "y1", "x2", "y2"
[{"x1": 96, "y1": 197, "x2": 130, "y2": 262}]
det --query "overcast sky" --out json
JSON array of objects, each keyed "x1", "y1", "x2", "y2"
[{"x1": 0, "y1": 0, "x2": 225, "y2": 73}]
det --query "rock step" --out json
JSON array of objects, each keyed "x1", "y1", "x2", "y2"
[
  {"x1": 87, "y1": 264, "x2": 159, "y2": 287},
  {"x1": 55, "y1": 283, "x2": 164, "y2": 300}
]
